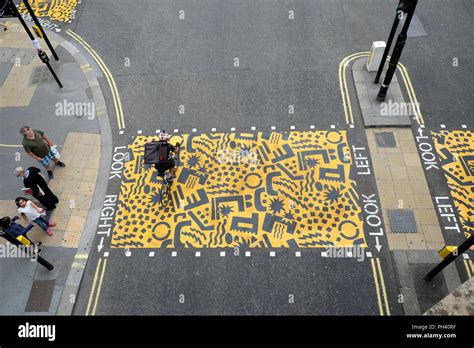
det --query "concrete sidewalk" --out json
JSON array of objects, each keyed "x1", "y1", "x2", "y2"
[
  {"x1": 0, "y1": 20, "x2": 111, "y2": 315},
  {"x1": 350, "y1": 55, "x2": 470, "y2": 314}
]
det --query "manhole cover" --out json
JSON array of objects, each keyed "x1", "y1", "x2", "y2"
[
  {"x1": 388, "y1": 209, "x2": 417, "y2": 233},
  {"x1": 25, "y1": 279, "x2": 55, "y2": 312},
  {"x1": 375, "y1": 132, "x2": 396, "y2": 148}
]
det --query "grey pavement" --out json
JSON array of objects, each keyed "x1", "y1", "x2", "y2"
[
  {"x1": 0, "y1": 43, "x2": 99, "y2": 198},
  {"x1": 0, "y1": 20, "x2": 110, "y2": 315}
]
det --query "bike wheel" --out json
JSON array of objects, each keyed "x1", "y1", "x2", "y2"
[{"x1": 159, "y1": 182, "x2": 170, "y2": 207}]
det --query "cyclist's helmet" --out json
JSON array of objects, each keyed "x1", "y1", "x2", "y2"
[{"x1": 158, "y1": 130, "x2": 169, "y2": 141}]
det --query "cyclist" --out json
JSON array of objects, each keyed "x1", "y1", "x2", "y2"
[{"x1": 154, "y1": 131, "x2": 180, "y2": 180}]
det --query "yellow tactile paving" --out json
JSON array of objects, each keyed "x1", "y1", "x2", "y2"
[
  {"x1": 432, "y1": 130, "x2": 474, "y2": 237},
  {"x1": 0, "y1": 60, "x2": 39, "y2": 107},
  {"x1": 0, "y1": 21, "x2": 60, "y2": 108},
  {"x1": 367, "y1": 128, "x2": 445, "y2": 250},
  {"x1": 112, "y1": 131, "x2": 366, "y2": 248}
]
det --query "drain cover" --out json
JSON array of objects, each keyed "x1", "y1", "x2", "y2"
[
  {"x1": 25, "y1": 279, "x2": 55, "y2": 312},
  {"x1": 375, "y1": 132, "x2": 397, "y2": 148},
  {"x1": 388, "y1": 209, "x2": 417, "y2": 233}
]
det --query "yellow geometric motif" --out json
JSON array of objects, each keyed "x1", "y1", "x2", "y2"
[
  {"x1": 112, "y1": 131, "x2": 366, "y2": 248},
  {"x1": 18, "y1": 0, "x2": 78, "y2": 23},
  {"x1": 432, "y1": 130, "x2": 474, "y2": 237}
]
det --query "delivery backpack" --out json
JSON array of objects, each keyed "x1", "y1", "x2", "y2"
[{"x1": 144, "y1": 141, "x2": 169, "y2": 164}]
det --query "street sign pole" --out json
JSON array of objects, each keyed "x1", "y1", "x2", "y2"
[
  {"x1": 376, "y1": 0, "x2": 418, "y2": 102},
  {"x1": 21, "y1": 0, "x2": 59, "y2": 60},
  {"x1": 9, "y1": 1, "x2": 63, "y2": 88},
  {"x1": 374, "y1": 13, "x2": 400, "y2": 84},
  {"x1": 425, "y1": 234, "x2": 474, "y2": 281}
]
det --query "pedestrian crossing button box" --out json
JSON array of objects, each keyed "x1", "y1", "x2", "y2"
[{"x1": 366, "y1": 41, "x2": 386, "y2": 72}]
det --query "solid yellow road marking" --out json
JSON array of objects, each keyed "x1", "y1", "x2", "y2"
[
  {"x1": 339, "y1": 52, "x2": 369, "y2": 125},
  {"x1": 92, "y1": 258, "x2": 108, "y2": 316},
  {"x1": 464, "y1": 259, "x2": 472, "y2": 278},
  {"x1": 339, "y1": 52, "x2": 425, "y2": 125},
  {"x1": 376, "y1": 258, "x2": 391, "y2": 315},
  {"x1": 0, "y1": 144, "x2": 22, "y2": 147},
  {"x1": 370, "y1": 258, "x2": 384, "y2": 315},
  {"x1": 85, "y1": 258, "x2": 102, "y2": 316},
  {"x1": 66, "y1": 29, "x2": 125, "y2": 130},
  {"x1": 342, "y1": 52, "x2": 369, "y2": 124},
  {"x1": 80, "y1": 63, "x2": 93, "y2": 72},
  {"x1": 398, "y1": 64, "x2": 425, "y2": 125}
]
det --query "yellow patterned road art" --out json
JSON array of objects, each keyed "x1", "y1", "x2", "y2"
[
  {"x1": 112, "y1": 131, "x2": 366, "y2": 248},
  {"x1": 18, "y1": 0, "x2": 78, "y2": 23},
  {"x1": 433, "y1": 130, "x2": 474, "y2": 237}
]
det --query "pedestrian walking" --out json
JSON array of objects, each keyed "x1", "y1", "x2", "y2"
[
  {"x1": 15, "y1": 197, "x2": 56, "y2": 236},
  {"x1": 20, "y1": 126, "x2": 66, "y2": 179},
  {"x1": 15, "y1": 166, "x2": 59, "y2": 211}
]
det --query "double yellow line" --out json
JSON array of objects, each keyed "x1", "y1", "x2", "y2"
[
  {"x1": 464, "y1": 259, "x2": 473, "y2": 278},
  {"x1": 371, "y1": 258, "x2": 391, "y2": 315},
  {"x1": 66, "y1": 29, "x2": 125, "y2": 130},
  {"x1": 339, "y1": 52, "x2": 370, "y2": 125},
  {"x1": 85, "y1": 258, "x2": 108, "y2": 316},
  {"x1": 339, "y1": 52, "x2": 425, "y2": 125}
]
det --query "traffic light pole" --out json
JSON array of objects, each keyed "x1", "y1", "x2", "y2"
[
  {"x1": 21, "y1": 0, "x2": 59, "y2": 60},
  {"x1": 374, "y1": 13, "x2": 400, "y2": 84},
  {"x1": 10, "y1": 2, "x2": 63, "y2": 88},
  {"x1": 425, "y1": 234, "x2": 474, "y2": 281},
  {"x1": 376, "y1": 0, "x2": 418, "y2": 102}
]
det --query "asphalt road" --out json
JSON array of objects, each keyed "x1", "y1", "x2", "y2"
[{"x1": 66, "y1": 0, "x2": 472, "y2": 315}]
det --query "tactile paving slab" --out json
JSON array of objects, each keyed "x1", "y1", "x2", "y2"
[
  {"x1": 388, "y1": 209, "x2": 417, "y2": 233},
  {"x1": 31, "y1": 65, "x2": 58, "y2": 84}
]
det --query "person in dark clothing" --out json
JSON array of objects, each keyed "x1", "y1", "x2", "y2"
[
  {"x1": 0, "y1": 216, "x2": 36, "y2": 246},
  {"x1": 153, "y1": 131, "x2": 180, "y2": 180},
  {"x1": 15, "y1": 166, "x2": 59, "y2": 211}
]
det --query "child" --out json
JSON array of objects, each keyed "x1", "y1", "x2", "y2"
[{"x1": 15, "y1": 197, "x2": 56, "y2": 236}]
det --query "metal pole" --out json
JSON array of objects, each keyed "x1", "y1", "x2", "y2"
[
  {"x1": 374, "y1": 13, "x2": 400, "y2": 84},
  {"x1": 43, "y1": 56, "x2": 64, "y2": 88},
  {"x1": 376, "y1": 0, "x2": 418, "y2": 102},
  {"x1": 425, "y1": 234, "x2": 474, "y2": 281},
  {"x1": 22, "y1": 0, "x2": 59, "y2": 60},
  {"x1": 10, "y1": 1, "x2": 34, "y2": 40},
  {"x1": 35, "y1": 254, "x2": 55, "y2": 271},
  {"x1": 10, "y1": 3, "x2": 63, "y2": 88}
]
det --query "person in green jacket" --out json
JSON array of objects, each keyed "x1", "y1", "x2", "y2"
[{"x1": 20, "y1": 126, "x2": 66, "y2": 179}]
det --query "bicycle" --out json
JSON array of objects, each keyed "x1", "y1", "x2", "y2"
[{"x1": 158, "y1": 141, "x2": 182, "y2": 206}]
